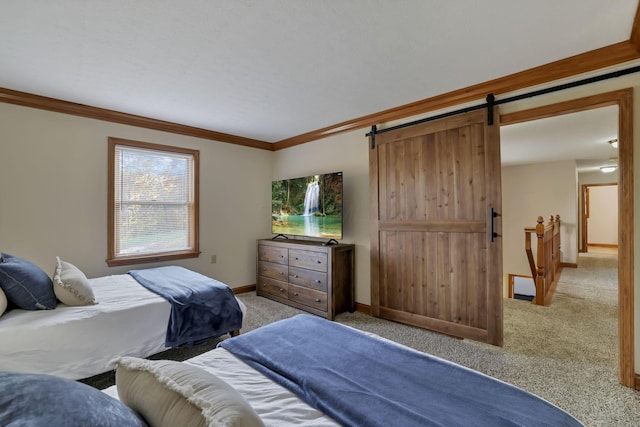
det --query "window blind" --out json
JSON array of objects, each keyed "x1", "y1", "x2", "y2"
[{"x1": 114, "y1": 144, "x2": 195, "y2": 257}]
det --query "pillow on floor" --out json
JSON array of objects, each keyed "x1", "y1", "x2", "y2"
[
  {"x1": 0, "y1": 253, "x2": 56, "y2": 310},
  {"x1": 115, "y1": 357, "x2": 264, "y2": 427},
  {"x1": 53, "y1": 257, "x2": 97, "y2": 306},
  {"x1": 0, "y1": 287, "x2": 7, "y2": 318},
  {"x1": 0, "y1": 371, "x2": 148, "y2": 427}
]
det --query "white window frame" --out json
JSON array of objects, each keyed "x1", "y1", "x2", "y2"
[{"x1": 107, "y1": 137, "x2": 200, "y2": 267}]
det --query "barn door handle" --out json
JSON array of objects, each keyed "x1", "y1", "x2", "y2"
[{"x1": 489, "y1": 207, "x2": 500, "y2": 242}]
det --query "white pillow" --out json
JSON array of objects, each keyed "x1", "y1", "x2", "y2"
[
  {"x1": 114, "y1": 357, "x2": 264, "y2": 427},
  {"x1": 52, "y1": 257, "x2": 97, "y2": 306},
  {"x1": 0, "y1": 286, "x2": 7, "y2": 318}
]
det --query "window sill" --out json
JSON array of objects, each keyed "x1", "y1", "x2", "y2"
[{"x1": 106, "y1": 250, "x2": 200, "y2": 267}]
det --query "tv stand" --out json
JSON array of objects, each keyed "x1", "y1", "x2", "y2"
[
  {"x1": 322, "y1": 238, "x2": 339, "y2": 246},
  {"x1": 272, "y1": 234, "x2": 289, "y2": 240},
  {"x1": 256, "y1": 239, "x2": 355, "y2": 320}
]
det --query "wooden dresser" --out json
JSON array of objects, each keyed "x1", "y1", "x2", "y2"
[{"x1": 256, "y1": 239, "x2": 355, "y2": 320}]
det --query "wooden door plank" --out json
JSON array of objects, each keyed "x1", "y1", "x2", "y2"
[
  {"x1": 378, "y1": 220, "x2": 486, "y2": 232},
  {"x1": 379, "y1": 306, "x2": 489, "y2": 342},
  {"x1": 371, "y1": 108, "x2": 502, "y2": 346},
  {"x1": 369, "y1": 134, "x2": 381, "y2": 317},
  {"x1": 485, "y1": 107, "x2": 503, "y2": 346}
]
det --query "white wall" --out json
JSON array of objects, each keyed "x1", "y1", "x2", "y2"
[
  {"x1": 579, "y1": 169, "x2": 620, "y2": 185},
  {"x1": 0, "y1": 103, "x2": 272, "y2": 287},
  {"x1": 587, "y1": 185, "x2": 618, "y2": 245},
  {"x1": 272, "y1": 132, "x2": 371, "y2": 304},
  {"x1": 501, "y1": 160, "x2": 579, "y2": 292},
  {"x1": 2, "y1": 63, "x2": 640, "y2": 374}
]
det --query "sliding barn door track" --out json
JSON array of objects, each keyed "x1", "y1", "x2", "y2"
[{"x1": 367, "y1": 65, "x2": 640, "y2": 148}]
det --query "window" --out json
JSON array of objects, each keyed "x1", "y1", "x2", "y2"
[{"x1": 107, "y1": 137, "x2": 199, "y2": 266}]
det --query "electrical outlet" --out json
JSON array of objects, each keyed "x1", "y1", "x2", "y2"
[{"x1": 211, "y1": 254, "x2": 217, "y2": 264}]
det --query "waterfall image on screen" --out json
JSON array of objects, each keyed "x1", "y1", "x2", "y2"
[
  {"x1": 303, "y1": 181, "x2": 320, "y2": 216},
  {"x1": 271, "y1": 172, "x2": 343, "y2": 239}
]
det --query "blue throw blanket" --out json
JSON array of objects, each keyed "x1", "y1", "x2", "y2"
[
  {"x1": 220, "y1": 315, "x2": 583, "y2": 427},
  {"x1": 128, "y1": 266, "x2": 242, "y2": 347}
]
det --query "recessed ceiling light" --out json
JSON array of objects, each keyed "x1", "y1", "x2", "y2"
[{"x1": 608, "y1": 139, "x2": 619, "y2": 149}]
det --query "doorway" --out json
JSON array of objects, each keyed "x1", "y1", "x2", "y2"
[
  {"x1": 581, "y1": 183, "x2": 619, "y2": 253},
  {"x1": 499, "y1": 89, "x2": 634, "y2": 388}
]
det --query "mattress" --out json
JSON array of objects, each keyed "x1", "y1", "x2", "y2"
[
  {"x1": 103, "y1": 318, "x2": 582, "y2": 426},
  {"x1": 103, "y1": 346, "x2": 339, "y2": 426},
  {"x1": 0, "y1": 274, "x2": 246, "y2": 380}
]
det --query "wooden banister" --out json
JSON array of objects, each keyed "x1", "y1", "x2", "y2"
[
  {"x1": 524, "y1": 226, "x2": 537, "y2": 278},
  {"x1": 534, "y1": 216, "x2": 547, "y2": 305},
  {"x1": 523, "y1": 214, "x2": 562, "y2": 306}
]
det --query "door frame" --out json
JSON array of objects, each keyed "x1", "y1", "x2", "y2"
[{"x1": 500, "y1": 88, "x2": 634, "y2": 387}]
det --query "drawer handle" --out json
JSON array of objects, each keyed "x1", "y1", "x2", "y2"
[
  {"x1": 294, "y1": 275, "x2": 299, "y2": 278},
  {"x1": 295, "y1": 257, "x2": 299, "y2": 260},
  {"x1": 314, "y1": 298, "x2": 321, "y2": 303},
  {"x1": 315, "y1": 280, "x2": 321, "y2": 283},
  {"x1": 317, "y1": 260, "x2": 321, "y2": 264},
  {"x1": 294, "y1": 292, "x2": 299, "y2": 296},
  {"x1": 280, "y1": 272, "x2": 284, "y2": 275},
  {"x1": 279, "y1": 288, "x2": 285, "y2": 292}
]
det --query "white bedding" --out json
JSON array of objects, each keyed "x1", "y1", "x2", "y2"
[
  {"x1": 0, "y1": 274, "x2": 246, "y2": 380},
  {"x1": 103, "y1": 347, "x2": 339, "y2": 426}
]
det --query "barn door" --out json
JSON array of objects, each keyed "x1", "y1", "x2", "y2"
[{"x1": 370, "y1": 108, "x2": 503, "y2": 346}]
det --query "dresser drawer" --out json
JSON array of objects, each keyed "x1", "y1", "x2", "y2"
[
  {"x1": 258, "y1": 245, "x2": 288, "y2": 264},
  {"x1": 258, "y1": 261, "x2": 288, "y2": 281},
  {"x1": 289, "y1": 284, "x2": 327, "y2": 311},
  {"x1": 257, "y1": 239, "x2": 354, "y2": 320},
  {"x1": 289, "y1": 249, "x2": 327, "y2": 272},
  {"x1": 289, "y1": 266, "x2": 327, "y2": 292},
  {"x1": 257, "y1": 276, "x2": 289, "y2": 298}
]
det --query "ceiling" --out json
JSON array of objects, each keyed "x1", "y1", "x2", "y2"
[
  {"x1": 500, "y1": 106, "x2": 620, "y2": 173},
  {"x1": 0, "y1": 1, "x2": 637, "y2": 154}
]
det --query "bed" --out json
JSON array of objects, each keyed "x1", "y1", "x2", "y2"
[
  {"x1": 101, "y1": 314, "x2": 583, "y2": 427},
  {"x1": 0, "y1": 259, "x2": 246, "y2": 380}
]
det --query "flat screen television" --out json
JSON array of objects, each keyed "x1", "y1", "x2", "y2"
[{"x1": 271, "y1": 172, "x2": 343, "y2": 242}]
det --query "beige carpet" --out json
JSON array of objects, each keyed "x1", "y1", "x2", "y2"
[
  {"x1": 237, "y1": 252, "x2": 639, "y2": 427},
  {"x1": 83, "y1": 252, "x2": 638, "y2": 425}
]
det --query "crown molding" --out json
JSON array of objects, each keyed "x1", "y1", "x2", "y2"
[
  {"x1": 0, "y1": 87, "x2": 274, "y2": 151},
  {"x1": 2, "y1": 35, "x2": 639, "y2": 153},
  {"x1": 630, "y1": 4, "x2": 640, "y2": 52},
  {"x1": 273, "y1": 41, "x2": 640, "y2": 150}
]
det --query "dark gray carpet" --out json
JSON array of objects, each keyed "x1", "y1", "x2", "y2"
[{"x1": 79, "y1": 336, "x2": 224, "y2": 389}]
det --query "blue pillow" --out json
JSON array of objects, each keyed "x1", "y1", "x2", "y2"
[
  {"x1": 0, "y1": 253, "x2": 56, "y2": 310},
  {"x1": 0, "y1": 371, "x2": 148, "y2": 427}
]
